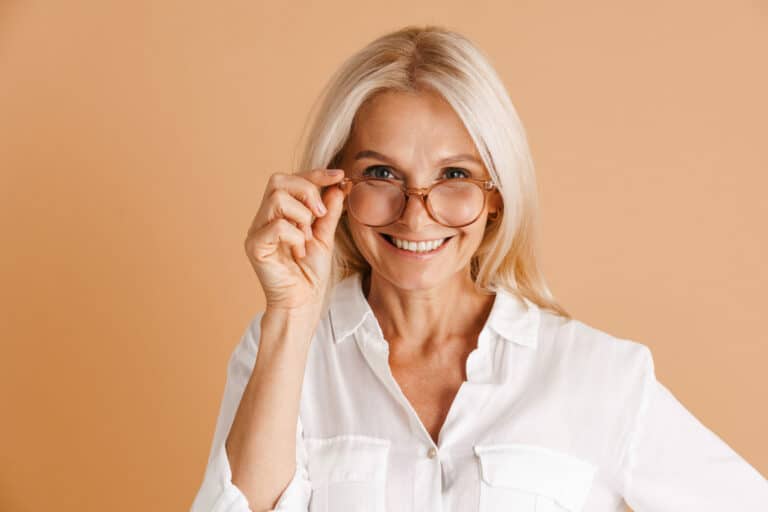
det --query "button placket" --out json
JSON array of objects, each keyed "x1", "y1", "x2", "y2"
[{"x1": 356, "y1": 323, "x2": 446, "y2": 449}]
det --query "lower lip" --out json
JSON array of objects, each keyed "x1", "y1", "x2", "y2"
[{"x1": 378, "y1": 233, "x2": 452, "y2": 260}]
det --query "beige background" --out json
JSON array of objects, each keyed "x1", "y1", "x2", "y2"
[{"x1": 1, "y1": 1, "x2": 766, "y2": 510}]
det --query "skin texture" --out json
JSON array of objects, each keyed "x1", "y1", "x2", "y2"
[{"x1": 337, "y1": 88, "x2": 503, "y2": 442}]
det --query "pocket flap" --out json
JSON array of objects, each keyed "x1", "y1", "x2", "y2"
[
  {"x1": 305, "y1": 435, "x2": 391, "y2": 484},
  {"x1": 474, "y1": 443, "x2": 597, "y2": 512}
]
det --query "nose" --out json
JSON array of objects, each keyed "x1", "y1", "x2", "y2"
[{"x1": 397, "y1": 193, "x2": 434, "y2": 231}]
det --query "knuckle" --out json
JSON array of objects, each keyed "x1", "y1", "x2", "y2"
[
  {"x1": 267, "y1": 172, "x2": 285, "y2": 188},
  {"x1": 296, "y1": 190, "x2": 317, "y2": 211},
  {"x1": 244, "y1": 231, "x2": 260, "y2": 251},
  {"x1": 296, "y1": 185, "x2": 315, "y2": 206},
  {"x1": 268, "y1": 187, "x2": 285, "y2": 200},
  {"x1": 274, "y1": 218, "x2": 299, "y2": 237},
  {"x1": 274, "y1": 217, "x2": 291, "y2": 231},
  {"x1": 302, "y1": 183, "x2": 322, "y2": 205},
  {"x1": 267, "y1": 193, "x2": 284, "y2": 211},
  {"x1": 270, "y1": 189, "x2": 287, "y2": 210}
]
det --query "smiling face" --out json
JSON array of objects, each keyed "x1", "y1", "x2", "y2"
[{"x1": 336, "y1": 88, "x2": 502, "y2": 291}]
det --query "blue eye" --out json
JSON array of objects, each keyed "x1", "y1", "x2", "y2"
[
  {"x1": 362, "y1": 165, "x2": 470, "y2": 180},
  {"x1": 362, "y1": 165, "x2": 396, "y2": 179},
  {"x1": 443, "y1": 167, "x2": 470, "y2": 179}
]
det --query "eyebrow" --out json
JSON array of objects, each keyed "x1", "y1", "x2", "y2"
[{"x1": 353, "y1": 149, "x2": 482, "y2": 167}]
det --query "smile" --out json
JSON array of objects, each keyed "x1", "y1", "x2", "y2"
[{"x1": 379, "y1": 233, "x2": 453, "y2": 257}]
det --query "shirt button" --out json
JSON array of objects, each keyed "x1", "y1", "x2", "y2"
[{"x1": 427, "y1": 447, "x2": 438, "y2": 459}]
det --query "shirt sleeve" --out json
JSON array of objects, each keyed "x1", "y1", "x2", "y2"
[
  {"x1": 619, "y1": 346, "x2": 768, "y2": 510},
  {"x1": 190, "y1": 312, "x2": 312, "y2": 512}
]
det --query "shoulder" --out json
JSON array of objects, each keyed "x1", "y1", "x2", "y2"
[
  {"x1": 534, "y1": 309, "x2": 655, "y2": 401},
  {"x1": 533, "y1": 311, "x2": 660, "y2": 475}
]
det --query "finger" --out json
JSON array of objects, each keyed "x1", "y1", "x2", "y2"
[
  {"x1": 256, "y1": 170, "x2": 346, "y2": 235},
  {"x1": 312, "y1": 182, "x2": 346, "y2": 248},
  {"x1": 252, "y1": 218, "x2": 307, "y2": 260},
  {"x1": 290, "y1": 168, "x2": 346, "y2": 218},
  {"x1": 265, "y1": 189, "x2": 315, "y2": 240},
  {"x1": 294, "y1": 168, "x2": 347, "y2": 192},
  {"x1": 262, "y1": 172, "x2": 327, "y2": 219}
]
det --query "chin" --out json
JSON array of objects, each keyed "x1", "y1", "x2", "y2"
[{"x1": 375, "y1": 264, "x2": 459, "y2": 291}]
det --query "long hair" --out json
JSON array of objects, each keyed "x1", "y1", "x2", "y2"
[{"x1": 293, "y1": 25, "x2": 570, "y2": 319}]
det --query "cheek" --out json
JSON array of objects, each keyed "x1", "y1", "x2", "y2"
[
  {"x1": 347, "y1": 222, "x2": 378, "y2": 259},
  {"x1": 457, "y1": 221, "x2": 487, "y2": 250},
  {"x1": 451, "y1": 225, "x2": 489, "y2": 265}
]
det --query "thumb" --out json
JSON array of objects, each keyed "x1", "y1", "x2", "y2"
[{"x1": 312, "y1": 184, "x2": 345, "y2": 248}]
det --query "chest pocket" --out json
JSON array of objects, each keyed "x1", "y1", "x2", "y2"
[
  {"x1": 473, "y1": 443, "x2": 597, "y2": 512},
  {"x1": 305, "y1": 435, "x2": 391, "y2": 512}
]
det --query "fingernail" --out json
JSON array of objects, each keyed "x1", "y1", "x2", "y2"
[
  {"x1": 316, "y1": 201, "x2": 327, "y2": 215},
  {"x1": 325, "y1": 169, "x2": 343, "y2": 176}
]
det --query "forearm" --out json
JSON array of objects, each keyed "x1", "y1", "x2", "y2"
[{"x1": 225, "y1": 307, "x2": 318, "y2": 511}]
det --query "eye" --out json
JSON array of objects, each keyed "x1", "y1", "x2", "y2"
[
  {"x1": 362, "y1": 165, "x2": 397, "y2": 179},
  {"x1": 442, "y1": 167, "x2": 470, "y2": 179}
]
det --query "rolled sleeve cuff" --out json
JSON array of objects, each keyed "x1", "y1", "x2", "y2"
[{"x1": 195, "y1": 443, "x2": 312, "y2": 512}]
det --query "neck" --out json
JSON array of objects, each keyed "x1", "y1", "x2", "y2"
[{"x1": 363, "y1": 269, "x2": 495, "y2": 357}]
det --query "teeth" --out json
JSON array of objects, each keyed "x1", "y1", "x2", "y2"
[{"x1": 391, "y1": 236, "x2": 447, "y2": 253}]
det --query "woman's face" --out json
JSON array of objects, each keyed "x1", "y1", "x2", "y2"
[{"x1": 337, "y1": 89, "x2": 501, "y2": 291}]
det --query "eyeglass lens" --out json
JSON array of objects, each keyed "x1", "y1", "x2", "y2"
[{"x1": 347, "y1": 180, "x2": 484, "y2": 227}]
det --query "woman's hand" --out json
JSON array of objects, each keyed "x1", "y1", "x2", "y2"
[{"x1": 244, "y1": 168, "x2": 346, "y2": 312}]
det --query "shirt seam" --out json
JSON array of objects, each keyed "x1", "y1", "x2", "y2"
[{"x1": 617, "y1": 345, "x2": 654, "y2": 498}]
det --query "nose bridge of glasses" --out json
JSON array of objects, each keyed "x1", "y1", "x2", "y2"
[
  {"x1": 402, "y1": 183, "x2": 431, "y2": 208},
  {"x1": 404, "y1": 184, "x2": 430, "y2": 193},
  {"x1": 399, "y1": 186, "x2": 434, "y2": 226},
  {"x1": 403, "y1": 185, "x2": 431, "y2": 202}
]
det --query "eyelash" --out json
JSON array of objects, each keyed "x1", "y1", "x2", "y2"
[{"x1": 362, "y1": 165, "x2": 470, "y2": 180}]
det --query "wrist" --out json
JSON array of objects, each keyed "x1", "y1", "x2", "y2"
[
  {"x1": 264, "y1": 302, "x2": 323, "y2": 320},
  {"x1": 261, "y1": 304, "x2": 323, "y2": 341}
]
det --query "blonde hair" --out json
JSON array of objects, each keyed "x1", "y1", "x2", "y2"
[{"x1": 293, "y1": 24, "x2": 571, "y2": 319}]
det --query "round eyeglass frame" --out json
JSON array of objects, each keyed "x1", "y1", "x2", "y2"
[{"x1": 336, "y1": 176, "x2": 499, "y2": 228}]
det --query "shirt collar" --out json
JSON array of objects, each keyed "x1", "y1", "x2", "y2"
[
  {"x1": 327, "y1": 272, "x2": 377, "y2": 344},
  {"x1": 327, "y1": 272, "x2": 540, "y2": 349}
]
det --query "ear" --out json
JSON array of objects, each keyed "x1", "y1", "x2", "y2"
[{"x1": 487, "y1": 189, "x2": 503, "y2": 215}]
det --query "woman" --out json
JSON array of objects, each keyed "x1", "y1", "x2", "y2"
[{"x1": 191, "y1": 26, "x2": 767, "y2": 511}]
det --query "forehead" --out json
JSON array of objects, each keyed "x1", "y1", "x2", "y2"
[{"x1": 347, "y1": 90, "x2": 480, "y2": 157}]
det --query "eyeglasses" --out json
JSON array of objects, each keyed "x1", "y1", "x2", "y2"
[{"x1": 336, "y1": 176, "x2": 498, "y2": 228}]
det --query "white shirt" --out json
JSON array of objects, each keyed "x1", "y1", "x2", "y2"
[{"x1": 191, "y1": 272, "x2": 767, "y2": 511}]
